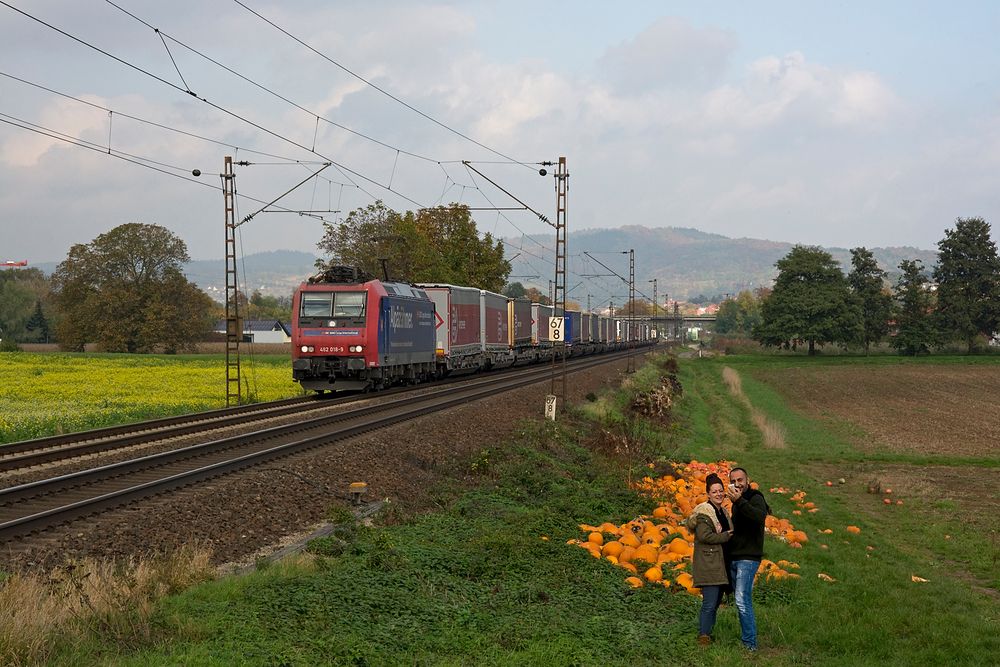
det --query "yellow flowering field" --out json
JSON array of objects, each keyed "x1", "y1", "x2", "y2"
[{"x1": 0, "y1": 352, "x2": 301, "y2": 443}]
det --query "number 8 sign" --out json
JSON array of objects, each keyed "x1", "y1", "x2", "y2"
[{"x1": 548, "y1": 316, "x2": 563, "y2": 341}]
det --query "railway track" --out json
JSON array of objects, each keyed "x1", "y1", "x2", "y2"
[
  {"x1": 0, "y1": 356, "x2": 584, "y2": 475},
  {"x1": 0, "y1": 351, "x2": 629, "y2": 543}
]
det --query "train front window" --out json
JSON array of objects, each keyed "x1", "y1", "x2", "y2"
[
  {"x1": 301, "y1": 293, "x2": 333, "y2": 317},
  {"x1": 333, "y1": 292, "x2": 366, "y2": 317}
]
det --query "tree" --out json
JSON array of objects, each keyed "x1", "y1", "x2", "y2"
[
  {"x1": 715, "y1": 298, "x2": 741, "y2": 334},
  {"x1": 847, "y1": 247, "x2": 892, "y2": 354},
  {"x1": 715, "y1": 290, "x2": 761, "y2": 335},
  {"x1": 0, "y1": 267, "x2": 50, "y2": 344},
  {"x1": 503, "y1": 282, "x2": 527, "y2": 299},
  {"x1": 317, "y1": 202, "x2": 511, "y2": 291},
  {"x1": 51, "y1": 223, "x2": 214, "y2": 353},
  {"x1": 248, "y1": 290, "x2": 292, "y2": 321},
  {"x1": 892, "y1": 259, "x2": 938, "y2": 356},
  {"x1": 414, "y1": 205, "x2": 510, "y2": 292},
  {"x1": 24, "y1": 301, "x2": 50, "y2": 343},
  {"x1": 524, "y1": 287, "x2": 550, "y2": 305},
  {"x1": 753, "y1": 245, "x2": 861, "y2": 355},
  {"x1": 618, "y1": 299, "x2": 653, "y2": 316},
  {"x1": 0, "y1": 279, "x2": 33, "y2": 343},
  {"x1": 933, "y1": 217, "x2": 1000, "y2": 352}
]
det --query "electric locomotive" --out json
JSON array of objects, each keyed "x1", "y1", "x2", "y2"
[{"x1": 291, "y1": 266, "x2": 437, "y2": 392}]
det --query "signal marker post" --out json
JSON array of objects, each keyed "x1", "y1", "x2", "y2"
[
  {"x1": 548, "y1": 316, "x2": 564, "y2": 343},
  {"x1": 545, "y1": 315, "x2": 564, "y2": 419},
  {"x1": 545, "y1": 394, "x2": 557, "y2": 421}
]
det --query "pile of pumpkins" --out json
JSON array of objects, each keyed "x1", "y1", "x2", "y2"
[{"x1": 568, "y1": 460, "x2": 801, "y2": 593}]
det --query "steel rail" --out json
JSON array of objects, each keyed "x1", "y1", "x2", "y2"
[{"x1": 0, "y1": 352, "x2": 630, "y2": 541}]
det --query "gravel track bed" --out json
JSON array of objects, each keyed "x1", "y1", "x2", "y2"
[
  {"x1": 0, "y1": 397, "x2": 383, "y2": 488},
  {"x1": 2, "y1": 356, "x2": 639, "y2": 572}
]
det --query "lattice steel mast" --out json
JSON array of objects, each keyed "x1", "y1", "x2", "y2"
[
  {"x1": 222, "y1": 156, "x2": 241, "y2": 406},
  {"x1": 550, "y1": 157, "x2": 569, "y2": 403}
]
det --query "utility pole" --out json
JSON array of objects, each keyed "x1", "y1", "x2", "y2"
[
  {"x1": 627, "y1": 248, "x2": 635, "y2": 373},
  {"x1": 648, "y1": 278, "x2": 657, "y2": 342},
  {"x1": 550, "y1": 157, "x2": 569, "y2": 404},
  {"x1": 222, "y1": 156, "x2": 241, "y2": 407}
]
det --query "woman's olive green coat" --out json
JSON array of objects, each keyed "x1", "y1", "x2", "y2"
[{"x1": 685, "y1": 504, "x2": 732, "y2": 587}]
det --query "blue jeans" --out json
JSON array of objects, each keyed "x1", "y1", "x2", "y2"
[
  {"x1": 729, "y1": 560, "x2": 760, "y2": 649},
  {"x1": 698, "y1": 585, "x2": 724, "y2": 636}
]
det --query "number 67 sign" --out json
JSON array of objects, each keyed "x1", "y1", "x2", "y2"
[{"x1": 548, "y1": 316, "x2": 564, "y2": 341}]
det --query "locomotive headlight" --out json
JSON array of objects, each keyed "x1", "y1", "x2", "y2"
[
  {"x1": 349, "y1": 345, "x2": 364, "y2": 353},
  {"x1": 300, "y1": 345, "x2": 309, "y2": 353}
]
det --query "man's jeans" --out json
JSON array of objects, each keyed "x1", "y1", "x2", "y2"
[{"x1": 729, "y1": 560, "x2": 760, "y2": 649}]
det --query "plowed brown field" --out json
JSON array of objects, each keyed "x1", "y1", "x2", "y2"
[{"x1": 753, "y1": 364, "x2": 1000, "y2": 458}]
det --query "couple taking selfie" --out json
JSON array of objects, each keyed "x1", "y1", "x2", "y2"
[{"x1": 685, "y1": 467, "x2": 770, "y2": 652}]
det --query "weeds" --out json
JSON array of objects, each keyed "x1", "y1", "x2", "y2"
[{"x1": 0, "y1": 544, "x2": 214, "y2": 665}]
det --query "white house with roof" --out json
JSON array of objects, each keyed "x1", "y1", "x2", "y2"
[{"x1": 213, "y1": 319, "x2": 291, "y2": 344}]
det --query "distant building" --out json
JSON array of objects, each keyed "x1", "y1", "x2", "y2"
[
  {"x1": 213, "y1": 319, "x2": 291, "y2": 344},
  {"x1": 696, "y1": 304, "x2": 720, "y2": 316}
]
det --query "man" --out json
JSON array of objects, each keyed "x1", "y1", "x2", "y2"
[{"x1": 725, "y1": 467, "x2": 769, "y2": 652}]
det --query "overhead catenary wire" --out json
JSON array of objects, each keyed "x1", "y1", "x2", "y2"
[
  {"x1": 102, "y1": 0, "x2": 447, "y2": 167},
  {"x1": 0, "y1": 70, "x2": 332, "y2": 167},
  {"x1": 0, "y1": 112, "x2": 336, "y2": 221},
  {"x1": 2, "y1": 3, "x2": 580, "y2": 285},
  {"x1": 231, "y1": 0, "x2": 537, "y2": 172},
  {"x1": 103, "y1": 0, "x2": 553, "y2": 225},
  {"x1": 2, "y1": 3, "x2": 561, "y2": 256},
  {"x1": 0, "y1": 0, "x2": 427, "y2": 209}
]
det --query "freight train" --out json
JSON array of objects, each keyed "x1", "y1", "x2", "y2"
[{"x1": 291, "y1": 265, "x2": 654, "y2": 392}]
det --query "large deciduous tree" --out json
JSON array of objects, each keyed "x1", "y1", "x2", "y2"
[
  {"x1": 932, "y1": 217, "x2": 1000, "y2": 352},
  {"x1": 51, "y1": 223, "x2": 214, "y2": 353},
  {"x1": 847, "y1": 247, "x2": 892, "y2": 354},
  {"x1": 892, "y1": 259, "x2": 938, "y2": 356},
  {"x1": 753, "y1": 245, "x2": 861, "y2": 355},
  {"x1": 317, "y1": 202, "x2": 510, "y2": 292}
]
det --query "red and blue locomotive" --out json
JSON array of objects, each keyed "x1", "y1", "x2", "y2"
[
  {"x1": 291, "y1": 266, "x2": 438, "y2": 392},
  {"x1": 292, "y1": 266, "x2": 651, "y2": 393}
]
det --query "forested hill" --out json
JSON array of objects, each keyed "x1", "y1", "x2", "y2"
[
  {"x1": 506, "y1": 226, "x2": 939, "y2": 301},
  {"x1": 183, "y1": 250, "x2": 321, "y2": 300},
  {"x1": 31, "y1": 229, "x2": 937, "y2": 302}
]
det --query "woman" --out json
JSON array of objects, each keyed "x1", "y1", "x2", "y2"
[{"x1": 686, "y1": 472, "x2": 733, "y2": 645}]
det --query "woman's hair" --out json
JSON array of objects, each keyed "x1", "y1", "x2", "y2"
[{"x1": 705, "y1": 473, "x2": 724, "y2": 493}]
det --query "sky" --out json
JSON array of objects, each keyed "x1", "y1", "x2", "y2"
[{"x1": 2, "y1": 0, "x2": 999, "y2": 265}]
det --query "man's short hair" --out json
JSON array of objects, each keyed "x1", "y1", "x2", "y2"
[{"x1": 730, "y1": 467, "x2": 748, "y2": 478}]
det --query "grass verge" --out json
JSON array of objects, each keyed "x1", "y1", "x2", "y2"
[{"x1": 13, "y1": 351, "x2": 999, "y2": 665}]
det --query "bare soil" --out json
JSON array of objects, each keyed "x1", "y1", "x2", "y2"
[
  {"x1": 1, "y1": 355, "x2": 641, "y2": 573},
  {"x1": 753, "y1": 364, "x2": 1000, "y2": 458}
]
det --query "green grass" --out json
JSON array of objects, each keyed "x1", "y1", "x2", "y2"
[{"x1": 32, "y1": 352, "x2": 1000, "y2": 665}]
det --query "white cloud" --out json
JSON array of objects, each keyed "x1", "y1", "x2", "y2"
[
  {"x1": 597, "y1": 16, "x2": 737, "y2": 95},
  {"x1": 700, "y1": 52, "x2": 899, "y2": 130}
]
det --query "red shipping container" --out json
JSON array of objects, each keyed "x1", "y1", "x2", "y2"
[
  {"x1": 418, "y1": 284, "x2": 482, "y2": 356},
  {"x1": 480, "y1": 290, "x2": 509, "y2": 349},
  {"x1": 508, "y1": 297, "x2": 532, "y2": 346}
]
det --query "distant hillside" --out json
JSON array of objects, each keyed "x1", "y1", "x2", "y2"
[
  {"x1": 28, "y1": 230, "x2": 939, "y2": 304},
  {"x1": 184, "y1": 250, "x2": 321, "y2": 301},
  {"x1": 505, "y1": 226, "x2": 938, "y2": 301}
]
